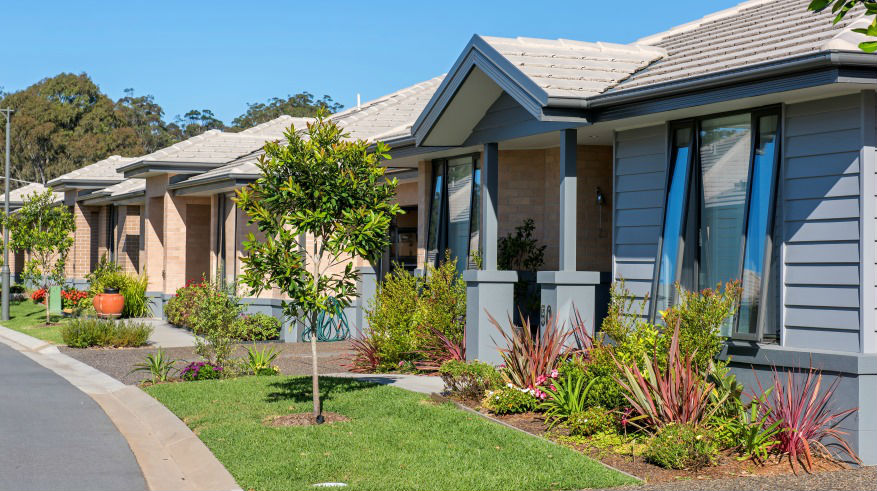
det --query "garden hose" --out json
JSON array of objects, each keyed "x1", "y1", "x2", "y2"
[{"x1": 301, "y1": 296, "x2": 350, "y2": 342}]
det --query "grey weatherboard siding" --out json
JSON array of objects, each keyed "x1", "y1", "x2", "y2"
[
  {"x1": 612, "y1": 93, "x2": 877, "y2": 355},
  {"x1": 612, "y1": 124, "x2": 666, "y2": 313}
]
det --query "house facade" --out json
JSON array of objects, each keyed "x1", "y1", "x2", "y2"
[{"x1": 402, "y1": 0, "x2": 877, "y2": 464}]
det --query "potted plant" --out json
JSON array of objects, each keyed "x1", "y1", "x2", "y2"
[{"x1": 93, "y1": 273, "x2": 126, "y2": 318}]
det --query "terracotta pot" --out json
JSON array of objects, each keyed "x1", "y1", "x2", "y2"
[{"x1": 93, "y1": 293, "x2": 124, "y2": 317}]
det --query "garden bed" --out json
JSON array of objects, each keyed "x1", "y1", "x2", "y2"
[{"x1": 452, "y1": 396, "x2": 848, "y2": 486}]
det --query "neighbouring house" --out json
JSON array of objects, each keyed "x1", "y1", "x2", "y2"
[
  {"x1": 46, "y1": 155, "x2": 139, "y2": 289},
  {"x1": 397, "y1": 0, "x2": 877, "y2": 464},
  {"x1": 163, "y1": 78, "x2": 442, "y2": 339},
  {"x1": 0, "y1": 183, "x2": 63, "y2": 283},
  {"x1": 115, "y1": 122, "x2": 304, "y2": 322}
]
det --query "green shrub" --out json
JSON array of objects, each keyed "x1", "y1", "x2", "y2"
[
  {"x1": 233, "y1": 313, "x2": 281, "y2": 341},
  {"x1": 539, "y1": 373, "x2": 594, "y2": 429},
  {"x1": 568, "y1": 407, "x2": 617, "y2": 436},
  {"x1": 364, "y1": 253, "x2": 467, "y2": 371},
  {"x1": 191, "y1": 278, "x2": 244, "y2": 368},
  {"x1": 366, "y1": 266, "x2": 421, "y2": 369},
  {"x1": 416, "y1": 254, "x2": 466, "y2": 355},
  {"x1": 580, "y1": 348, "x2": 627, "y2": 410},
  {"x1": 129, "y1": 348, "x2": 178, "y2": 383},
  {"x1": 644, "y1": 423, "x2": 718, "y2": 470},
  {"x1": 439, "y1": 359, "x2": 502, "y2": 399},
  {"x1": 661, "y1": 281, "x2": 741, "y2": 371},
  {"x1": 61, "y1": 318, "x2": 152, "y2": 348},
  {"x1": 481, "y1": 386, "x2": 538, "y2": 415},
  {"x1": 245, "y1": 345, "x2": 281, "y2": 376},
  {"x1": 165, "y1": 279, "x2": 209, "y2": 330}
]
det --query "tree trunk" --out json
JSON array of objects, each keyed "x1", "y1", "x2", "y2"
[{"x1": 310, "y1": 312, "x2": 322, "y2": 423}]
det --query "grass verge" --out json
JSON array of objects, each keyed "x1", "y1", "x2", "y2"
[
  {"x1": 2, "y1": 300, "x2": 66, "y2": 344},
  {"x1": 145, "y1": 376, "x2": 637, "y2": 491}
]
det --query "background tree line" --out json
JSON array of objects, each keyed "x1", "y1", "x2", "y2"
[{"x1": 0, "y1": 72, "x2": 342, "y2": 186}]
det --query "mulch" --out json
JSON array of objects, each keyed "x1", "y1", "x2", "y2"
[
  {"x1": 265, "y1": 412, "x2": 349, "y2": 427},
  {"x1": 61, "y1": 340, "x2": 354, "y2": 385},
  {"x1": 452, "y1": 397, "x2": 874, "y2": 491}
]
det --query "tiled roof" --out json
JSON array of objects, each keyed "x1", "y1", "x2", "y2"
[
  {"x1": 239, "y1": 115, "x2": 313, "y2": 136},
  {"x1": 331, "y1": 76, "x2": 445, "y2": 141},
  {"x1": 480, "y1": 36, "x2": 665, "y2": 98},
  {"x1": 178, "y1": 78, "x2": 445, "y2": 189},
  {"x1": 47, "y1": 155, "x2": 137, "y2": 185},
  {"x1": 124, "y1": 129, "x2": 282, "y2": 168},
  {"x1": 614, "y1": 0, "x2": 869, "y2": 91},
  {"x1": 0, "y1": 183, "x2": 63, "y2": 205},
  {"x1": 102, "y1": 178, "x2": 146, "y2": 199}
]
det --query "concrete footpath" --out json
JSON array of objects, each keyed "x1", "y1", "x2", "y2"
[{"x1": 0, "y1": 325, "x2": 240, "y2": 491}]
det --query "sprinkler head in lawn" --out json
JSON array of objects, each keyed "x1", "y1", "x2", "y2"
[{"x1": 316, "y1": 414, "x2": 325, "y2": 424}]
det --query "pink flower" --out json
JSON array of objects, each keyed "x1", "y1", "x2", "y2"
[
  {"x1": 548, "y1": 383, "x2": 556, "y2": 391},
  {"x1": 498, "y1": 363, "x2": 506, "y2": 369},
  {"x1": 535, "y1": 374, "x2": 547, "y2": 385},
  {"x1": 398, "y1": 361, "x2": 404, "y2": 367},
  {"x1": 550, "y1": 369, "x2": 558, "y2": 379}
]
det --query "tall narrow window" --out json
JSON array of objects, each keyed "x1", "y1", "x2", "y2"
[
  {"x1": 654, "y1": 126, "x2": 693, "y2": 316},
  {"x1": 426, "y1": 155, "x2": 480, "y2": 272},
  {"x1": 426, "y1": 165, "x2": 445, "y2": 266},
  {"x1": 736, "y1": 114, "x2": 780, "y2": 339},
  {"x1": 652, "y1": 108, "x2": 781, "y2": 341},
  {"x1": 468, "y1": 163, "x2": 481, "y2": 269}
]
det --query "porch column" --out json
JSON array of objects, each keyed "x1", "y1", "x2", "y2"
[
  {"x1": 559, "y1": 128, "x2": 576, "y2": 271},
  {"x1": 538, "y1": 129, "x2": 607, "y2": 340},
  {"x1": 464, "y1": 142, "x2": 517, "y2": 364}
]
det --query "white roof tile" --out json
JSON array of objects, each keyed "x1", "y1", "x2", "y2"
[
  {"x1": 615, "y1": 0, "x2": 870, "y2": 91},
  {"x1": 47, "y1": 155, "x2": 138, "y2": 185},
  {"x1": 0, "y1": 183, "x2": 63, "y2": 205},
  {"x1": 480, "y1": 36, "x2": 665, "y2": 98}
]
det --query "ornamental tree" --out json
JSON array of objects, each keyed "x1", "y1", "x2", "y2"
[
  {"x1": 4, "y1": 188, "x2": 75, "y2": 324},
  {"x1": 809, "y1": 0, "x2": 877, "y2": 52},
  {"x1": 235, "y1": 110, "x2": 400, "y2": 422}
]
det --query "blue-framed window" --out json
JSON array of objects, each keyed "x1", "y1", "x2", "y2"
[{"x1": 651, "y1": 108, "x2": 781, "y2": 341}]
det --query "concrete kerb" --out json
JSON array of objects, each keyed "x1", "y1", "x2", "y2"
[{"x1": 0, "y1": 325, "x2": 241, "y2": 491}]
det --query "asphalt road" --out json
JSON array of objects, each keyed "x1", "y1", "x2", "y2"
[{"x1": 0, "y1": 343, "x2": 146, "y2": 491}]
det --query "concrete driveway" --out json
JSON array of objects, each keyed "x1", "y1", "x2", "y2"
[{"x1": 0, "y1": 343, "x2": 146, "y2": 491}]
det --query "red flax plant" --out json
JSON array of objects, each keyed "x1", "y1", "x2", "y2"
[
  {"x1": 568, "y1": 307, "x2": 596, "y2": 360},
  {"x1": 414, "y1": 326, "x2": 465, "y2": 372},
  {"x1": 488, "y1": 312, "x2": 572, "y2": 389},
  {"x1": 347, "y1": 336, "x2": 381, "y2": 373},
  {"x1": 613, "y1": 320, "x2": 724, "y2": 430},
  {"x1": 756, "y1": 365, "x2": 859, "y2": 472}
]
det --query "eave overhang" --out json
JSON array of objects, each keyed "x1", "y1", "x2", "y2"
[
  {"x1": 119, "y1": 160, "x2": 230, "y2": 179},
  {"x1": 45, "y1": 178, "x2": 124, "y2": 192}
]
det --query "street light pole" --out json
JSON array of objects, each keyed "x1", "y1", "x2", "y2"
[{"x1": 1, "y1": 108, "x2": 12, "y2": 321}]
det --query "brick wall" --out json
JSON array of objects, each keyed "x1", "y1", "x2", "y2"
[
  {"x1": 118, "y1": 205, "x2": 141, "y2": 274},
  {"x1": 418, "y1": 145, "x2": 613, "y2": 272}
]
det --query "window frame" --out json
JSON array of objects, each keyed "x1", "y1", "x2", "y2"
[
  {"x1": 426, "y1": 153, "x2": 481, "y2": 269},
  {"x1": 650, "y1": 105, "x2": 782, "y2": 342}
]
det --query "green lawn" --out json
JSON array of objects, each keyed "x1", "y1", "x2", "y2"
[
  {"x1": 2, "y1": 300, "x2": 67, "y2": 344},
  {"x1": 146, "y1": 376, "x2": 636, "y2": 491}
]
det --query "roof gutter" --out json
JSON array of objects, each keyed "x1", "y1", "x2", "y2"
[{"x1": 567, "y1": 51, "x2": 877, "y2": 110}]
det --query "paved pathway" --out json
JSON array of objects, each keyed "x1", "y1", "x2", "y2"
[
  {"x1": 326, "y1": 372, "x2": 445, "y2": 394},
  {"x1": 142, "y1": 318, "x2": 198, "y2": 347},
  {"x1": 0, "y1": 342, "x2": 147, "y2": 491}
]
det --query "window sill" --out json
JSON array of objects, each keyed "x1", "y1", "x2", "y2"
[{"x1": 718, "y1": 339, "x2": 877, "y2": 375}]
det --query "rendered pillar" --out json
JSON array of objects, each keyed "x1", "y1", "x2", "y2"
[{"x1": 465, "y1": 142, "x2": 516, "y2": 364}]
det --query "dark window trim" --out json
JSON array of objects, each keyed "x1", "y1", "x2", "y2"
[
  {"x1": 650, "y1": 105, "x2": 782, "y2": 342},
  {"x1": 426, "y1": 152, "x2": 481, "y2": 268}
]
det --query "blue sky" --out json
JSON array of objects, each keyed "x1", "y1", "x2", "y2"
[{"x1": 2, "y1": 0, "x2": 743, "y2": 124}]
